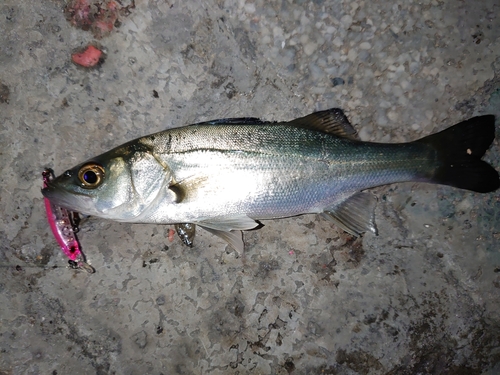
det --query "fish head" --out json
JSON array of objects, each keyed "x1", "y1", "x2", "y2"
[{"x1": 42, "y1": 143, "x2": 172, "y2": 220}]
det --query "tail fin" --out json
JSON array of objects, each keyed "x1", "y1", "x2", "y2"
[{"x1": 416, "y1": 115, "x2": 499, "y2": 193}]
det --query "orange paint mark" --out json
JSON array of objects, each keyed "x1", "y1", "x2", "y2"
[{"x1": 71, "y1": 45, "x2": 103, "y2": 68}]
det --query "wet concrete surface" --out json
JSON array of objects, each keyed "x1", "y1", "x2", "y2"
[{"x1": 1, "y1": 0, "x2": 499, "y2": 374}]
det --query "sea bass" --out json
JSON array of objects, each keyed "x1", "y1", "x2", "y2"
[{"x1": 42, "y1": 108, "x2": 499, "y2": 250}]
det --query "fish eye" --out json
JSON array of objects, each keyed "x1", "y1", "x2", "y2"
[{"x1": 78, "y1": 163, "x2": 105, "y2": 188}]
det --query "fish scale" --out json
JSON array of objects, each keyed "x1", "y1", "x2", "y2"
[{"x1": 144, "y1": 125, "x2": 429, "y2": 213}]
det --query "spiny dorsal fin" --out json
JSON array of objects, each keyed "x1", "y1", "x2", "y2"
[
  {"x1": 194, "y1": 117, "x2": 274, "y2": 126},
  {"x1": 288, "y1": 108, "x2": 358, "y2": 140}
]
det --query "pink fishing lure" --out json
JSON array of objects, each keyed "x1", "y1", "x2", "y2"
[{"x1": 43, "y1": 169, "x2": 94, "y2": 273}]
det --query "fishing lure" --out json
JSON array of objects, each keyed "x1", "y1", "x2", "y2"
[{"x1": 42, "y1": 169, "x2": 94, "y2": 273}]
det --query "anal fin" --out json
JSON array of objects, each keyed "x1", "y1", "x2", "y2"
[{"x1": 322, "y1": 192, "x2": 378, "y2": 236}]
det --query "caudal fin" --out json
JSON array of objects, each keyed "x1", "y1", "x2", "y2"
[{"x1": 416, "y1": 115, "x2": 499, "y2": 193}]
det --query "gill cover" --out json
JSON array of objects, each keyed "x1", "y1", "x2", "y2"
[{"x1": 128, "y1": 151, "x2": 167, "y2": 210}]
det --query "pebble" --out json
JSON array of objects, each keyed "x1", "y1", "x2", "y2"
[
  {"x1": 392, "y1": 85, "x2": 403, "y2": 97},
  {"x1": 325, "y1": 26, "x2": 336, "y2": 34},
  {"x1": 410, "y1": 61, "x2": 420, "y2": 74},
  {"x1": 352, "y1": 89, "x2": 363, "y2": 99},
  {"x1": 347, "y1": 49, "x2": 357, "y2": 61},
  {"x1": 376, "y1": 112, "x2": 389, "y2": 126},
  {"x1": 304, "y1": 42, "x2": 317, "y2": 56},
  {"x1": 387, "y1": 110, "x2": 399, "y2": 122},
  {"x1": 358, "y1": 126, "x2": 372, "y2": 141},
  {"x1": 381, "y1": 83, "x2": 392, "y2": 94},
  {"x1": 307, "y1": 234, "x2": 317, "y2": 245},
  {"x1": 400, "y1": 80, "x2": 411, "y2": 90},
  {"x1": 331, "y1": 77, "x2": 345, "y2": 86},
  {"x1": 341, "y1": 14, "x2": 353, "y2": 29},
  {"x1": 390, "y1": 24, "x2": 401, "y2": 34},
  {"x1": 244, "y1": 3, "x2": 255, "y2": 13},
  {"x1": 398, "y1": 96, "x2": 409, "y2": 106},
  {"x1": 332, "y1": 37, "x2": 343, "y2": 47}
]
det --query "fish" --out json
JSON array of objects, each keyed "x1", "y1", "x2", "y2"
[
  {"x1": 42, "y1": 108, "x2": 499, "y2": 251},
  {"x1": 42, "y1": 169, "x2": 94, "y2": 273}
]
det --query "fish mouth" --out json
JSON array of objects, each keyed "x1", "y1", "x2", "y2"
[{"x1": 42, "y1": 183, "x2": 93, "y2": 214}]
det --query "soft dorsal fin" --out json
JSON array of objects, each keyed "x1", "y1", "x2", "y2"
[{"x1": 288, "y1": 108, "x2": 358, "y2": 140}]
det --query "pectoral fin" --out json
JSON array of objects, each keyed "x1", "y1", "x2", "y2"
[
  {"x1": 197, "y1": 214, "x2": 259, "y2": 232},
  {"x1": 168, "y1": 175, "x2": 209, "y2": 203},
  {"x1": 322, "y1": 192, "x2": 378, "y2": 236}
]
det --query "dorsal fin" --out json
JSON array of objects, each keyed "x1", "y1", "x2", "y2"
[
  {"x1": 194, "y1": 117, "x2": 274, "y2": 126},
  {"x1": 288, "y1": 108, "x2": 358, "y2": 140}
]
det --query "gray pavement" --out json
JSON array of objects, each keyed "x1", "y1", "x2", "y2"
[{"x1": 1, "y1": 0, "x2": 499, "y2": 374}]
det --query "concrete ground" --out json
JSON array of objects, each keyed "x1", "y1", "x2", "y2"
[{"x1": 1, "y1": 0, "x2": 499, "y2": 374}]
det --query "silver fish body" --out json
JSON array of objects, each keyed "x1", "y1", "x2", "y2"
[
  {"x1": 127, "y1": 124, "x2": 429, "y2": 221},
  {"x1": 42, "y1": 109, "x2": 499, "y2": 250}
]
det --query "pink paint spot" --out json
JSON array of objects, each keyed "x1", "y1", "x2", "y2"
[
  {"x1": 168, "y1": 228, "x2": 175, "y2": 242},
  {"x1": 64, "y1": 0, "x2": 135, "y2": 38},
  {"x1": 65, "y1": 0, "x2": 93, "y2": 29},
  {"x1": 288, "y1": 250, "x2": 295, "y2": 255},
  {"x1": 71, "y1": 45, "x2": 104, "y2": 68},
  {"x1": 94, "y1": 19, "x2": 115, "y2": 33},
  {"x1": 107, "y1": 1, "x2": 119, "y2": 12}
]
